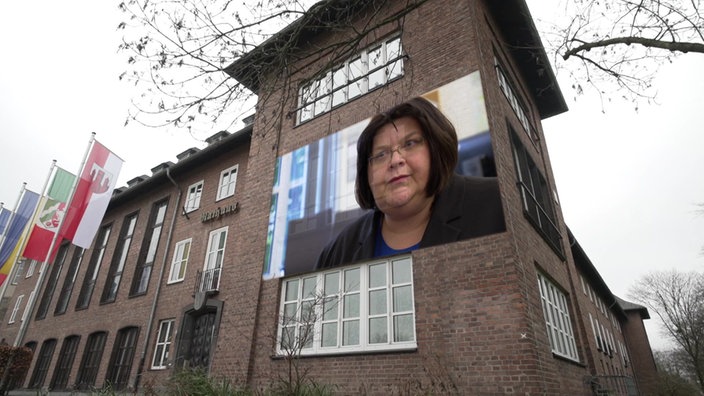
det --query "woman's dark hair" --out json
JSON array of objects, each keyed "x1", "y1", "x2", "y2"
[{"x1": 355, "y1": 96, "x2": 459, "y2": 209}]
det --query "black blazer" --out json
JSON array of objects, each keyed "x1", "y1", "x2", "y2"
[{"x1": 316, "y1": 174, "x2": 506, "y2": 269}]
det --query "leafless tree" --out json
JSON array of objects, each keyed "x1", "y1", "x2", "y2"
[
  {"x1": 537, "y1": 0, "x2": 704, "y2": 108},
  {"x1": 629, "y1": 270, "x2": 704, "y2": 393},
  {"x1": 117, "y1": 0, "x2": 426, "y2": 138}
]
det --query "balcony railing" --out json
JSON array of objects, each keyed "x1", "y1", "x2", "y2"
[{"x1": 194, "y1": 267, "x2": 221, "y2": 295}]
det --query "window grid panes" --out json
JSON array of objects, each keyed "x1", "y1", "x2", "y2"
[
  {"x1": 277, "y1": 255, "x2": 416, "y2": 355},
  {"x1": 130, "y1": 200, "x2": 168, "y2": 296},
  {"x1": 102, "y1": 213, "x2": 138, "y2": 303},
  {"x1": 185, "y1": 181, "x2": 203, "y2": 212},
  {"x1": 76, "y1": 225, "x2": 112, "y2": 310},
  {"x1": 217, "y1": 165, "x2": 238, "y2": 201},
  {"x1": 152, "y1": 319, "x2": 175, "y2": 369},
  {"x1": 510, "y1": 131, "x2": 563, "y2": 256},
  {"x1": 298, "y1": 36, "x2": 404, "y2": 124},
  {"x1": 106, "y1": 327, "x2": 139, "y2": 391},
  {"x1": 55, "y1": 248, "x2": 84, "y2": 315},
  {"x1": 168, "y1": 239, "x2": 191, "y2": 283},
  {"x1": 75, "y1": 332, "x2": 106, "y2": 390},
  {"x1": 50, "y1": 335, "x2": 80, "y2": 390},
  {"x1": 537, "y1": 272, "x2": 579, "y2": 362},
  {"x1": 494, "y1": 56, "x2": 535, "y2": 142},
  {"x1": 8, "y1": 294, "x2": 24, "y2": 324}
]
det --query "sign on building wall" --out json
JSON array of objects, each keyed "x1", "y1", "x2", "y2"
[{"x1": 263, "y1": 71, "x2": 497, "y2": 279}]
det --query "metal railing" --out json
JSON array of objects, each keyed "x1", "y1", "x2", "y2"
[{"x1": 194, "y1": 267, "x2": 221, "y2": 295}]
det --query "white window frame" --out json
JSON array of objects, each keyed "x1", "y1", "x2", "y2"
[
  {"x1": 298, "y1": 36, "x2": 404, "y2": 124},
  {"x1": 216, "y1": 165, "x2": 238, "y2": 201},
  {"x1": 151, "y1": 319, "x2": 175, "y2": 369},
  {"x1": 22, "y1": 290, "x2": 35, "y2": 322},
  {"x1": 9, "y1": 294, "x2": 24, "y2": 324},
  {"x1": 26, "y1": 259, "x2": 37, "y2": 278},
  {"x1": 537, "y1": 272, "x2": 579, "y2": 362},
  {"x1": 200, "y1": 227, "x2": 227, "y2": 292},
  {"x1": 494, "y1": 56, "x2": 535, "y2": 141},
  {"x1": 11, "y1": 260, "x2": 25, "y2": 285},
  {"x1": 168, "y1": 238, "x2": 192, "y2": 284},
  {"x1": 277, "y1": 255, "x2": 417, "y2": 356},
  {"x1": 184, "y1": 181, "x2": 204, "y2": 213}
]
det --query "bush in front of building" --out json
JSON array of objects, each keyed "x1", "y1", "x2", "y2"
[{"x1": 0, "y1": 344, "x2": 33, "y2": 394}]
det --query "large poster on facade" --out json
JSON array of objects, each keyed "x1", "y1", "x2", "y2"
[{"x1": 263, "y1": 71, "x2": 497, "y2": 279}]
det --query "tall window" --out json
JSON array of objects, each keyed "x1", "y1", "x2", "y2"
[
  {"x1": 298, "y1": 36, "x2": 404, "y2": 124},
  {"x1": 50, "y1": 335, "x2": 80, "y2": 390},
  {"x1": 75, "y1": 332, "x2": 107, "y2": 390},
  {"x1": 76, "y1": 224, "x2": 112, "y2": 310},
  {"x1": 185, "y1": 181, "x2": 204, "y2": 212},
  {"x1": 168, "y1": 239, "x2": 191, "y2": 284},
  {"x1": 26, "y1": 259, "x2": 37, "y2": 278},
  {"x1": 35, "y1": 243, "x2": 70, "y2": 320},
  {"x1": 21, "y1": 291, "x2": 35, "y2": 322},
  {"x1": 216, "y1": 165, "x2": 238, "y2": 201},
  {"x1": 494, "y1": 55, "x2": 536, "y2": 142},
  {"x1": 102, "y1": 212, "x2": 138, "y2": 303},
  {"x1": 106, "y1": 327, "x2": 139, "y2": 391},
  {"x1": 28, "y1": 339, "x2": 57, "y2": 389},
  {"x1": 8, "y1": 294, "x2": 24, "y2": 324},
  {"x1": 199, "y1": 227, "x2": 227, "y2": 293},
  {"x1": 55, "y1": 248, "x2": 84, "y2": 315},
  {"x1": 10, "y1": 260, "x2": 24, "y2": 284},
  {"x1": 152, "y1": 319, "x2": 175, "y2": 369},
  {"x1": 278, "y1": 255, "x2": 416, "y2": 355},
  {"x1": 131, "y1": 200, "x2": 168, "y2": 296},
  {"x1": 537, "y1": 272, "x2": 579, "y2": 362},
  {"x1": 510, "y1": 131, "x2": 563, "y2": 256}
]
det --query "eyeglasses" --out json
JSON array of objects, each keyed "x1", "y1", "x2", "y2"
[{"x1": 368, "y1": 136, "x2": 425, "y2": 167}]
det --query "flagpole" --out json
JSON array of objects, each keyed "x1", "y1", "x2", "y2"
[
  {"x1": 0, "y1": 162, "x2": 58, "y2": 309},
  {"x1": 14, "y1": 134, "x2": 95, "y2": 348}
]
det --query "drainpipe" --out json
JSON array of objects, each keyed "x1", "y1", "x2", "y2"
[{"x1": 134, "y1": 166, "x2": 182, "y2": 392}]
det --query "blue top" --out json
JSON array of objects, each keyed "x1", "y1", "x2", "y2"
[{"x1": 374, "y1": 223, "x2": 420, "y2": 257}]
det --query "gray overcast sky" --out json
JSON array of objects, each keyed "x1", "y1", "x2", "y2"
[{"x1": 1, "y1": 1, "x2": 702, "y2": 350}]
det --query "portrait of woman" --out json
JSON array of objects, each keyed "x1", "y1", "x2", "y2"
[{"x1": 316, "y1": 97, "x2": 506, "y2": 269}]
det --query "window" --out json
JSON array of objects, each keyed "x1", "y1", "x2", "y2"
[
  {"x1": 199, "y1": 227, "x2": 227, "y2": 293},
  {"x1": 102, "y1": 213, "x2": 138, "y2": 303},
  {"x1": 185, "y1": 181, "x2": 203, "y2": 212},
  {"x1": 537, "y1": 272, "x2": 579, "y2": 361},
  {"x1": 106, "y1": 327, "x2": 139, "y2": 391},
  {"x1": 510, "y1": 131, "x2": 563, "y2": 256},
  {"x1": 168, "y1": 239, "x2": 191, "y2": 284},
  {"x1": 494, "y1": 56, "x2": 536, "y2": 142},
  {"x1": 216, "y1": 165, "x2": 238, "y2": 201},
  {"x1": 28, "y1": 339, "x2": 57, "y2": 389},
  {"x1": 75, "y1": 332, "x2": 107, "y2": 390},
  {"x1": 152, "y1": 319, "x2": 175, "y2": 369},
  {"x1": 277, "y1": 255, "x2": 416, "y2": 356},
  {"x1": 22, "y1": 291, "x2": 35, "y2": 322},
  {"x1": 76, "y1": 225, "x2": 112, "y2": 310},
  {"x1": 25, "y1": 259, "x2": 38, "y2": 278},
  {"x1": 8, "y1": 294, "x2": 24, "y2": 324},
  {"x1": 10, "y1": 260, "x2": 24, "y2": 284},
  {"x1": 50, "y1": 335, "x2": 80, "y2": 390},
  {"x1": 35, "y1": 243, "x2": 69, "y2": 320},
  {"x1": 55, "y1": 248, "x2": 84, "y2": 315},
  {"x1": 298, "y1": 36, "x2": 404, "y2": 124},
  {"x1": 131, "y1": 200, "x2": 168, "y2": 296}
]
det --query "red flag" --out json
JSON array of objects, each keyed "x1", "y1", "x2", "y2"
[
  {"x1": 62, "y1": 141, "x2": 123, "y2": 249},
  {"x1": 22, "y1": 167, "x2": 75, "y2": 262}
]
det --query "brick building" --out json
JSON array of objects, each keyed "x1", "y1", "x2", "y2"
[{"x1": 0, "y1": 0, "x2": 658, "y2": 395}]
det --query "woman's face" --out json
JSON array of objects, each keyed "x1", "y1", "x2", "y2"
[{"x1": 367, "y1": 116, "x2": 432, "y2": 218}]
